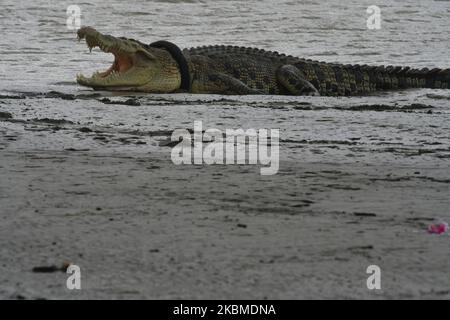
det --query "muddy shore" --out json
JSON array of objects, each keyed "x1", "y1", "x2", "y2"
[{"x1": 1, "y1": 92, "x2": 449, "y2": 299}]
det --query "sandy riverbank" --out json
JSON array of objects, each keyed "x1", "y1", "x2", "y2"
[{"x1": 1, "y1": 92, "x2": 449, "y2": 299}]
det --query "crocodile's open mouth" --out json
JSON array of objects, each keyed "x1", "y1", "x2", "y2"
[
  {"x1": 77, "y1": 49, "x2": 133, "y2": 83},
  {"x1": 76, "y1": 27, "x2": 155, "y2": 90}
]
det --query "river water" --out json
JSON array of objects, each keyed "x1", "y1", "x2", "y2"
[{"x1": 1, "y1": 0, "x2": 449, "y2": 91}]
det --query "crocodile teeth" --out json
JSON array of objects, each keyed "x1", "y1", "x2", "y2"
[{"x1": 76, "y1": 74, "x2": 87, "y2": 82}]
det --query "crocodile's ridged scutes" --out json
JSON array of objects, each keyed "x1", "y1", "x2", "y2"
[{"x1": 184, "y1": 45, "x2": 449, "y2": 96}]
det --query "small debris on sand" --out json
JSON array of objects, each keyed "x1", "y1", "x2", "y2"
[{"x1": 428, "y1": 222, "x2": 449, "y2": 235}]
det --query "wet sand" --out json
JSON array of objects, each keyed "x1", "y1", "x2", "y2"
[{"x1": 1, "y1": 92, "x2": 449, "y2": 299}]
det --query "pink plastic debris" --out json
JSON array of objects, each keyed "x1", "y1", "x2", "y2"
[{"x1": 428, "y1": 222, "x2": 449, "y2": 234}]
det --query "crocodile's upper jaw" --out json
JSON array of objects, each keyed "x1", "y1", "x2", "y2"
[{"x1": 76, "y1": 27, "x2": 164, "y2": 91}]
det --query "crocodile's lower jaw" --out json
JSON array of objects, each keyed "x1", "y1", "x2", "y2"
[
  {"x1": 76, "y1": 48, "x2": 138, "y2": 88},
  {"x1": 76, "y1": 71, "x2": 137, "y2": 90}
]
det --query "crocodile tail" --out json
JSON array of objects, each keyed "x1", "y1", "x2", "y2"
[
  {"x1": 321, "y1": 64, "x2": 449, "y2": 96},
  {"x1": 424, "y1": 68, "x2": 450, "y2": 89},
  {"x1": 370, "y1": 66, "x2": 450, "y2": 90}
]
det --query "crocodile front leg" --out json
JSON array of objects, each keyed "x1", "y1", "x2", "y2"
[
  {"x1": 192, "y1": 73, "x2": 263, "y2": 95},
  {"x1": 276, "y1": 65, "x2": 320, "y2": 96}
]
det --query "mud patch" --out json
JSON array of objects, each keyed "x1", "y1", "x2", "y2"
[
  {"x1": 0, "y1": 111, "x2": 13, "y2": 119},
  {"x1": 426, "y1": 94, "x2": 450, "y2": 100},
  {"x1": 0, "y1": 94, "x2": 26, "y2": 100},
  {"x1": 282, "y1": 139, "x2": 358, "y2": 145},
  {"x1": 33, "y1": 118, "x2": 75, "y2": 125},
  {"x1": 99, "y1": 98, "x2": 141, "y2": 106},
  {"x1": 341, "y1": 103, "x2": 434, "y2": 112}
]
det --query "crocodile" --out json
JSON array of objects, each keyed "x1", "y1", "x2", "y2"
[{"x1": 76, "y1": 27, "x2": 449, "y2": 96}]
